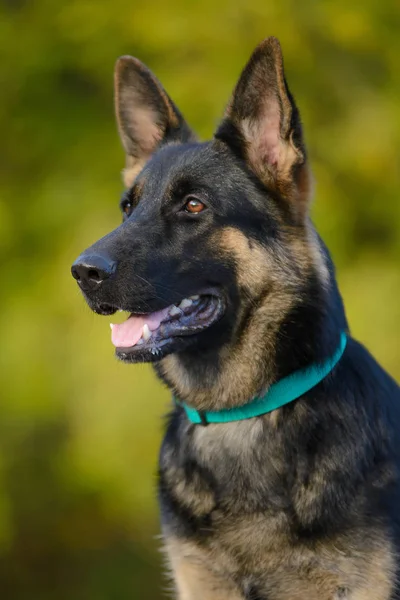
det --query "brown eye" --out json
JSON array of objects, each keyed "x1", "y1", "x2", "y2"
[
  {"x1": 184, "y1": 196, "x2": 206, "y2": 214},
  {"x1": 122, "y1": 201, "x2": 132, "y2": 217}
]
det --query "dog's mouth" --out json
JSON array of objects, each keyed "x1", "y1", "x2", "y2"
[{"x1": 107, "y1": 293, "x2": 225, "y2": 362}]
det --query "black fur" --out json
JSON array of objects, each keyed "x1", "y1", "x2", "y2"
[{"x1": 72, "y1": 37, "x2": 400, "y2": 599}]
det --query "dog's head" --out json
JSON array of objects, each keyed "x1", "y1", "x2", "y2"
[{"x1": 72, "y1": 38, "x2": 345, "y2": 409}]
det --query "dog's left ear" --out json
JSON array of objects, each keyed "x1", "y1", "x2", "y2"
[
  {"x1": 215, "y1": 37, "x2": 312, "y2": 221},
  {"x1": 115, "y1": 56, "x2": 196, "y2": 188}
]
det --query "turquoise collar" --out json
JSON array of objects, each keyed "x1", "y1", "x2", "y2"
[{"x1": 178, "y1": 332, "x2": 347, "y2": 425}]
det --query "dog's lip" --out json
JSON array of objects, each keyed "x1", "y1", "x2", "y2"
[
  {"x1": 94, "y1": 288, "x2": 223, "y2": 317},
  {"x1": 111, "y1": 291, "x2": 225, "y2": 360},
  {"x1": 93, "y1": 303, "x2": 119, "y2": 316}
]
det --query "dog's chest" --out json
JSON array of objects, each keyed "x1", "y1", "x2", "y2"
[
  {"x1": 159, "y1": 412, "x2": 397, "y2": 600},
  {"x1": 159, "y1": 415, "x2": 289, "y2": 526}
]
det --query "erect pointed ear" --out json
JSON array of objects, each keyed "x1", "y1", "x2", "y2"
[
  {"x1": 215, "y1": 37, "x2": 312, "y2": 221},
  {"x1": 114, "y1": 56, "x2": 196, "y2": 188}
]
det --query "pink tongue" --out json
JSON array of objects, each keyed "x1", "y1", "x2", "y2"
[{"x1": 111, "y1": 307, "x2": 170, "y2": 348}]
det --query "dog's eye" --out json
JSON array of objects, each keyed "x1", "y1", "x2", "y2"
[
  {"x1": 122, "y1": 201, "x2": 132, "y2": 217},
  {"x1": 184, "y1": 196, "x2": 206, "y2": 214}
]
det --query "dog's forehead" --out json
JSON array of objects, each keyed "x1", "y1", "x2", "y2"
[{"x1": 137, "y1": 141, "x2": 234, "y2": 193}]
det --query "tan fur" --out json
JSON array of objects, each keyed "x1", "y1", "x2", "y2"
[
  {"x1": 162, "y1": 427, "x2": 216, "y2": 518},
  {"x1": 165, "y1": 417, "x2": 396, "y2": 599},
  {"x1": 165, "y1": 526, "x2": 395, "y2": 600},
  {"x1": 160, "y1": 228, "x2": 294, "y2": 411},
  {"x1": 159, "y1": 224, "x2": 328, "y2": 412},
  {"x1": 166, "y1": 538, "x2": 243, "y2": 600},
  {"x1": 297, "y1": 161, "x2": 315, "y2": 214},
  {"x1": 192, "y1": 418, "x2": 267, "y2": 471},
  {"x1": 122, "y1": 156, "x2": 145, "y2": 188},
  {"x1": 289, "y1": 221, "x2": 330, "y2": 288},
  {"x1": 218, "y1": 226, "x2": 285, "y2": 292},
  {"x1": 307, "y1": 223, "x2": 330, "y2": 287},
  {"x1": 157, "y1": 84, "x2": 179, "y2": 129}
]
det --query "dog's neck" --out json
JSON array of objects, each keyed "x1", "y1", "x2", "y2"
[
  {"x1": 157, "y1": 290, "x2": 347, "y2": 411},
  {"x1": 156, "y1": 260, "x2": 347, "y2": 413}
]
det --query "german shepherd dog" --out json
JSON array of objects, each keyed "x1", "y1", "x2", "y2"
[{"x1": 72, "y1": 38, "x2": 400, "y2": 599}]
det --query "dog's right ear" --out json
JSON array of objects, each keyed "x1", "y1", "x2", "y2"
[{"x1": 114, "y1": 57, "x2": 196, "y2": 188}]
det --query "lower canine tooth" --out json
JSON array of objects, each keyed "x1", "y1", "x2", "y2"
[
  {"x1": 142, "y1": 323, "x2": 151, "y2": 341},
  {"x1": 179, "y1": 298, "x2": 193, "y2": 309},
  {"x1": 169, "y1": 305, "x2": 181, "y2": 316},
  {"x1": 110, "y1": 323, "x2": 114, "y2": 330},
  {"x1": 189, "y1": 295, "x2": 200, "y2": 301}
]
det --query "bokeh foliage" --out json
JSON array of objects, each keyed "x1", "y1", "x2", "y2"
[{"x1": 0, "y1": 1, "x2": 399, "y2": 598}]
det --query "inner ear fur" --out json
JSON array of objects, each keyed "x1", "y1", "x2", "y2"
[
  {"x1": 215, "y1": 37, "x2": 312, "y2": 220},
  {"x1": 114, "y1": 56, "x2": 196, "y2": 187}
]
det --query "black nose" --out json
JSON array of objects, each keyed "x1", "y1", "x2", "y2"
[{"x1": 71, "y1": 254, "x2": 116, "y2": 290}]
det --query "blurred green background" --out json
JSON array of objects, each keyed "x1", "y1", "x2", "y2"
[{"x1": 1, "y1": 1, "x2": 399, "y2": 598}]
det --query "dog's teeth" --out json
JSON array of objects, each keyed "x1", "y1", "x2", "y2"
[
  {"x1": 110, "y1": 323, "x2": 114, "y2": 330},
  {"x1": 118, "y1": 309, "x2": 123, "y2": 313},
  {"x1": 179, "y1": 298, "x2": 193, "y2": 309},
  {"x1": 169, "y1": 305, "x2": 181, "y2": 316},
  {"x1": 189, "y1": 295, "x2": 200, "y2": 301},
  {"x1": 142, "y1": 323, "x2": 151, "y2": 341}
]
